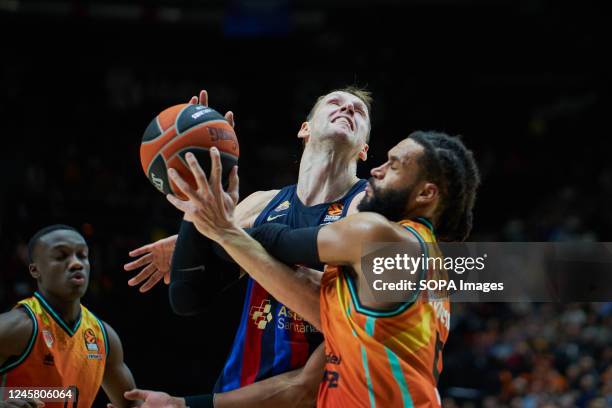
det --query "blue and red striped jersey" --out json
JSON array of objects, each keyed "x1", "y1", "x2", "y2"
[{"x1": 214, "y1": 180, "x2": 367, "y2": 392}]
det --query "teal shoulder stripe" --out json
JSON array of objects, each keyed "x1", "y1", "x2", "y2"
[
  {"x1": 34, "y1": 292, "x2": 81, "y2": 336},
  {"x1": 415, "y1": 217, "x2": 434, "y2": 234},
  {"x1": 93, "y1": 314, "x2": 110, "y2": 362},
  {"x1": 360, "y1": 346, "x2": 377, "y2": 408},
  {"x1": 0, "y1": 304, "x2": 39, "y2": 374},
  {"x1": 365, "y1": 316, "x2": 376, "y2": 336},
  {"x1": 1, "y1": 372, "x2": 7, "y2": 399},
  {"x1": 385, "y1": 347, "x2": 415, "y2": 408},
  {"x1": 402, "y1": 225, "x2": 429, "y2": 281},
  {"x1": 344, "y1": 224, "x2": 429, "y2": 318},
  {"x1": 345, "y1": 272, "x2": 414, "y2": 318}
]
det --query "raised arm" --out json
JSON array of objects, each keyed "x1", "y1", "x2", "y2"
[
  {"x1": 168, "y1": 189, "x2": 278, "y2": 315},
  {"x1": 165, "y1": 149, "x2": 405, "y2": 328}
]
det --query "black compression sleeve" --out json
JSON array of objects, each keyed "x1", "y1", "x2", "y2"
[
  {"x1": 184, "y1": 394, "x2": 214, "y2": 408},
  {"x1": 211, "y1": 223, "x2": 322, "y2": 267},
  {"x1": 169, "y1": 220, "x2": 240, "y2": 316}
]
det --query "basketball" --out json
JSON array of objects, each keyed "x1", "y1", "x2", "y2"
[{"x1": 140, "y1": 103, "x2": 239, "y2": 199}]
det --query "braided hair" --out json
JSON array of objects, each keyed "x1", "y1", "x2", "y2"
[{"x1": 408, "y1": 131, "x2": 481, "y2": 242}]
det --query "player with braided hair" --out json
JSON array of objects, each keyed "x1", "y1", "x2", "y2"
[
  {"x1": 128, "y1": 130, "x2": 480, "y2": 407},
  {"x1": 403, "y1": 131, "x2": 480, "y2": 242}
]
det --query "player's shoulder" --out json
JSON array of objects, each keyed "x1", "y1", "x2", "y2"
[
  {"x1": 236, "y1": 189, "x2": 281, "y2": 228},
  {"x1": 0, "y1": 308, "x2": 35, "y2": 355},
  {"x1": 345, "y1": 212, "x2": 420, "y2": 243},
  {"x1": 241, "y1": 189, "x2": 281, "y2": 206},
  {"x1": 0, "y1": 307, "x2": 34, "y2": 330}
]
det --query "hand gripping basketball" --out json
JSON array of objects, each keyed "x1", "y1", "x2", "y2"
[
  {"x1": 140, "y1": 89, "x2": 239, "y2": 199},
  {"x1": 166, "y1": 148, "x2": 239, "y2": 243}
]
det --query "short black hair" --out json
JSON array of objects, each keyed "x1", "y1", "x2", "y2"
[
  {"x1": 27, "y1": 224, "x2": 80, "y2": 263},
  {"x1": 408, "y1": 131, "x2": 481, "y2": 242}
]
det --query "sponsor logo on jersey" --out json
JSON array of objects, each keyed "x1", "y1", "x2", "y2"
[
  {"x1": 42, "y1": 330, "x2": 54, "y2": 348},
  {"x1": 322, "y1": 203, "x2": 343, "y2": 224},
  {"x1": 325, "y1": 352, "x2": 342, "y2": 365},
  {"x1": 83, "y1": 328, "x2": 99, "y2": 351},
  {"x1": 267, "y1": 213, "x2": 286, "y2": 222},
  {"x1": 274, "y1": 200, "x2": 290, "y2": 212},
  {"x1": 276, "y1": 305, "x2": 319, "y2": 333},
  {"x1": 250, "y1": 299, "x2": 273, "y2": 330},
  {"x1": 43, "y1": 353, "x2": 55, "y2": 366},
  {"x1": 87, "y1": 353, "x2": 103, "y2": 360}
]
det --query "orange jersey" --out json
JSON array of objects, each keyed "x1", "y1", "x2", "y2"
[
  {"x1": 0, "y1": 292, "x2": 108, "y2": 408},
  {"x1": 318, "y1": 218, "x2": 450, "y2": 408}
]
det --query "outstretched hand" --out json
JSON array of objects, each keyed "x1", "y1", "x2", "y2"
[
  {"x1": 166, "y1": 148, "x2": 239, "y2": 243},
  {"x1": 107, "y1": 389, "x2": 184, "y2": 408},
  {"x1": 124, "y1": 235, "x2": 177, "y2": 292}
]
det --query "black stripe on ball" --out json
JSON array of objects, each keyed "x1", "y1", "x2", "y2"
[
  {"x1": 175, "y1": 147, "x2": 238, "y2": 188},
  {"x1": 147, "y1": 154, "x2": 171, "y2": 195},
  {"x1": 142, "y1": 117, "x2": 162, "y2": 142}
]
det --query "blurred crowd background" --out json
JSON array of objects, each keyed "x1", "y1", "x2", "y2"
[{"x1": 1, "y1": 1, "x2": 610, "y2": 407}]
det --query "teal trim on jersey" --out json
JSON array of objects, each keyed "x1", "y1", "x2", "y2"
[
  {"x1": 34, "y1": 291, "x2": 81, "y2": 337},
  {"x1": 0, "y1": 304, "x2": 38, "y2": 374},
  {"x1": 415, "y1": 217, "x2": 434, "y2": 234},
  {"x1": 385, "y1": 347, "x2": 415, "y2": 408},
  {"x1": 365, "y1": 316, "x2": 376, "y2": 336},
  {"x1": 1, "y1": 373, "x2": 7, "y2": 398},
  {"x1": 344, "y1": 225, "x2": 428, "y2": 318},
  {"x1": 361, "y1": 346, "x2": 376, "y2": 408},
  {"x1": 93, "y1": 315, "x2": 110, "y2": 362}
]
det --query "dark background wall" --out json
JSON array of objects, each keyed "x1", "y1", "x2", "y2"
[{"x1": 1, "y1": 1, "x2": 610, "y2": 406}]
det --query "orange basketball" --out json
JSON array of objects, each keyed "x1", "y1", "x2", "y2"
[{"x1": 140, "y1": 104, "x2": 239, "y2": 199}]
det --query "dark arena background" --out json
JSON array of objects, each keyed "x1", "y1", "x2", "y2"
[{"x1": 1, "y1": 0, "x2": 610, "y2": 407}]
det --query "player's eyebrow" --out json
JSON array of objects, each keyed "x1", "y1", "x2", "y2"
[
  {"x1": 388, "y1": 154, "x2": 401, "y2": 163},
  {"x1": 50, "y1": 243, "x2": 87, "y2": 251}
]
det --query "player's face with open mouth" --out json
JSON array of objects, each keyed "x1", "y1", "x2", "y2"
[
  {"x1": 35, "y1": 230, "x2": 90, "y2": 299},
  {"x1": 311, "y1": 91, "x2": 370, "y2": 146}
]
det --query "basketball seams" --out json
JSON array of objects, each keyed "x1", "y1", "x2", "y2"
[
  {"x1": 155, "y1": 116, "x2": 163, "y2": 135},
  {"x1": 166, "y1": 119, "x2": 237, "y2": 151},
  {"x1": 142, "y1": 104, "x2": 239, "y2": 198}
]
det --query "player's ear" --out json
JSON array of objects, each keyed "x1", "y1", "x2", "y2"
[
  {"x1": 29, "y1": 263, "x2": 41, "y2": 280},
  {"x1": 416, "y1": 182, "x2": 438, "y2": 206},
  {"x1": 298, "y1": 122, "x2": 311, "y2": 143},
  {"x1": 358, "y1": 143, "x2": 369, "y2": 161}
]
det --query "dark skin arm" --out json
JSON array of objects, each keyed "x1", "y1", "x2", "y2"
[
  {"x1": 121, "y1": 344, "x2": 325, "y2": 408},
  {"x1": 0, "y1": 309, "x2": 44, "y2": 408},
  {"x1": 214, "y1": 343, "x2": 324, "y2": 408},
  {"x1": 0, "y1": 309, "x2": 33, "y2": 366},
  {"x1": 101, "y1": 322, "x2": 141, "y2": 408}
]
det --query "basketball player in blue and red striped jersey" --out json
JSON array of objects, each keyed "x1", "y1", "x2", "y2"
[{"x1": 124, "y1": 87, "x2": 372, "y2": 406}]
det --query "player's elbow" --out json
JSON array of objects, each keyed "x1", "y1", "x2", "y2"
[{"x1": 168, "y1": 281, "x2": 209, "y2": 316}]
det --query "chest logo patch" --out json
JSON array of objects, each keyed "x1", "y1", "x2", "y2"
[
  {"x1": 84, "y1": 328, "x2": 99, "y2": 351},
  {"x1": 42, "y1": 330, "x2": 54, "y2": 348}
]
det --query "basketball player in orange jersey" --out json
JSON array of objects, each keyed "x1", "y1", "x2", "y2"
[
  {"x1": 123, "y1": 88, "x2": 372, "y2": 407},
  {"x1": 0, "y1": 225, "x2": 141, "y2": 408},
  {"x1": 154, "y1": 130, "x2": 480, "y2": 407}
]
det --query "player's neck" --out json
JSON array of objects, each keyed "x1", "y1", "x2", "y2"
[
  {"x1": 37, "y1": 288, "x2": 81, "y2": 326},
  {"x1": 297, "y1": 145, "x2": 359, "y2": 206}
]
